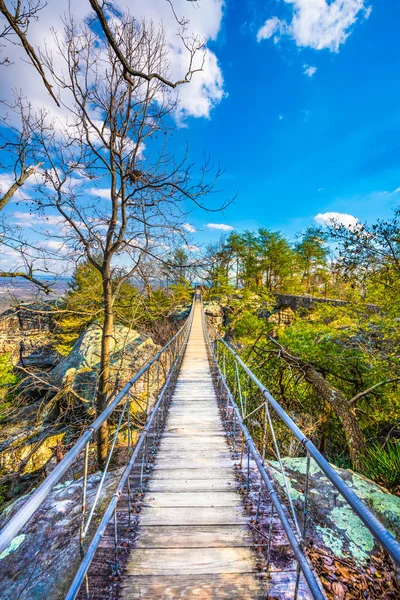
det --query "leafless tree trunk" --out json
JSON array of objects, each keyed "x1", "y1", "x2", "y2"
[
  {"x1": 22, "y1": 13, "x2": 223, "y2": 467},
  {"x1": 268, "y1": 336, "x2": 367, "y2": 469},
  {"x1": 1, "y1": 0, "x2": 205, "y2": 105}
]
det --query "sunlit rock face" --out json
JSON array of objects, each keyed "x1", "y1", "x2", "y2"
[
  {"x1": 203, "y1": 301, "x2": 225, "y2": 330},
  {"x1": 0, "y1": 304, "x2": 59, "y2": 368},
  {"x1": 267, "y1": 457, "x2": 400, "y2": 565},
  {"x1": 50, "y1": 323, "x2": 160, "y2": 404},
  {"x1": 0, "y1": 470, "x2": 120, "y2": 600}
]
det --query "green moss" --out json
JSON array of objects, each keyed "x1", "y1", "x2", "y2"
[
  {"x1": 330, "y1": 506, "x2": 374, "y2": 563},
  {"x1": 0, "y1": 534, "x2": 25, "y2": 560},
  {"x1": 350, "y1": 473, "x2": 400, "y2": 538},
  {"x1": 316, "y1": 526, "x2": 344, "y2": 556},
  {"x1": 268, "y1": 461, "x2": 304, "y2": 500},
  {"x1": 280, "y1": 456, "x2": 323, "y2": 477}
]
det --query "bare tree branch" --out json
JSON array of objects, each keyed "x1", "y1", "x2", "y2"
[
  {"x1": 0, "y1": 270, "x2": 53, "y2": 293},
  {"x1": 0, "y1": 161, "x2": 42, "y2": 211},
  {"x1": 0, "y1": 0, "x2": 59, "y2": 105},
  {"x1": 88, "y1": 0, "x2": 205, "y2": 89},
  {"x1": 348, "y1": 378, "x2": 400, "y2": 406}
]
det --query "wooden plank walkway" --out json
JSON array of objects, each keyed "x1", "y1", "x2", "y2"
[{"x1": 121, "y1": 301, "x2": 264, "y2": 599}]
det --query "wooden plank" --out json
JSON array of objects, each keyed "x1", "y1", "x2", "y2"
[
  {"x1": 153, "y1": 457, "x2": 233, "y2": 469},
  {"x1": 149, "y1": 468, "x2": 233, "y2": 480},
  {"x1": 143, "y1": 491, "x2": 243, "y2": 508},
  {"x1": 147, "y1": 478, "x2": 237, "y2": 492},
  {"x1": 139, "y1": 506, "x2": 248, "y2": 526},
  {"x1": 125, "y1": 547, "x2": 256, "y2": 575},
  {"x1": 121, "y1": 573, "x2": 265, "y2": 600},
  {"x1": 134, "y1": 525, "x2": 254, "y2": 549}
]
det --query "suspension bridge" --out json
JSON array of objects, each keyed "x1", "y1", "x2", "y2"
[{"x1": 0, "y1": 294, "x2": 399, "y2": 599}]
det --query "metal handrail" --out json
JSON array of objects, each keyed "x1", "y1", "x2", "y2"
[
  {"x1": 201, "y1": 306, "x2": 325, "y2": 599},
  {"x1": 203, "y1": 307, "x2": 400, "y2": 568},
  {"x1": 0, "y1": 298, "x2": 195, "y2": 556},
  {"x1": 65, "y1": 303, "x2": 193, "y2": 599}
]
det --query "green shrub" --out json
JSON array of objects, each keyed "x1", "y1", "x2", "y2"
[
  {"x1": 361, "y1": 442, "x2": 400, "y2": 493},
  {"x1": 233, "y1": 311, "x2": 266, "y2": 339}
]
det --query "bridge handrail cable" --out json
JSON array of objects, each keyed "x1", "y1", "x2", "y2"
[
  {"x1": 0, "y1": 298, "x2": 195, "y2": 559},
  {"x1": 202, "y1": 305, "x2": 400, "y2": 569}
]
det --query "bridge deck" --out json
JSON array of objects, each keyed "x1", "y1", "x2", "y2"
[{"x1": 121, "y1": 301, "x2": 264, "y2": 599}]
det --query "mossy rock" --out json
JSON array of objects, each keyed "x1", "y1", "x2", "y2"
[{"x1": 268, "y1": 457, "x2": 400, "y2": 565}]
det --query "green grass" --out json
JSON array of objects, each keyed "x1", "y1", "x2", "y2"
[{"x1": 361, "y1": 442, "x2": 400, "y2": 494}]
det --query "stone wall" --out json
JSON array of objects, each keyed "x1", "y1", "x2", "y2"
[
  {"x1": 275, "y1": 294, "x2": 380, "y2": 314},
  {"x1": 0, "y1": 304, "x2": 58, "y2": 368}
]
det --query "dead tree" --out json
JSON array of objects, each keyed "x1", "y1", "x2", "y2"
[
  {"x1": 267, "y1": 336, "x2": 367, "y2": 469},
  {"x1": 27, "y1": 14, "x2": 222, "y2": 467},
  {"x1": 0, "y1": 0, "x2": 205, "y2": 105}
]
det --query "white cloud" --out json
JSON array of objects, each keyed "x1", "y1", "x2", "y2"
[
  {"x1": 393, "y1": 187, "x2": 400, "y2": 193},
  {"x1": 256, "y1": 16, "x2": 286, "y2": 42},
  {"x1": 0, "y1": 0, "x2": 225, "y2": 125},
  {"x1": 257, "y1": 1, "x2": 371, "y2": 52},
  {"x1": 39, "y1": 240, "x2": 69, "y2": 254},
  {"x1": 314, "y1": 211, "x2": 359, "y2": 230},
  {"x1": 182, "y1": 223, "x2": 196, "y2": 233},
  {"x1": 206, "y1": 223, "x2": 234, "y2": 231},
  {"x1": 88, "y1": 187, "x2": 111, "y2": 199},
  {"x1": 12, "y1": 211, "x2": 66, "y2": 228},
  {"x1": 303, "y1": 64, "x2": 317, "y2": 77},
  {"x1": 318, "y1": 187, "x2": 324, "y2": 191},
  {"x1": 279, "y1": 114, "x2": 284, "y2": 120}
]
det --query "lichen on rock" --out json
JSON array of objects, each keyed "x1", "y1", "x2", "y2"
[{"x1": 267, "y1": 456, "x2": 400, "y2": 564}]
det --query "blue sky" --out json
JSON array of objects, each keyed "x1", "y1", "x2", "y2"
[
  {"x1": 1, "y1": 0, "x2": 400, "y2": 268},
  {"x1": 170, "y1": 0, "x2": 400, "y2": 247}
]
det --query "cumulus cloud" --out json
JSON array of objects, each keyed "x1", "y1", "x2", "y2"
[
  {"x1": 206, "y1": 223, "x2": 234, "y2": 231},
  {"x1": 12, "y1": 211, "x2": 66, "y2": 227},
  {"x1": 88, "y1": 187, "x2": 111, "y2": 199},
  {"x1": 303, "y1": 64, "x2": 317, "y2": 77},
  {"x1": 314, "y1": 211, "x2": 359, "y2": 230},
  {"x1": 256, "y1": 16, "x2": 285, "y2": 42},
  {"x1": 0, "y1": 0, "x2": 225, "y2": 125},
  {"x1": 182, "y1": 223, "x2": 196, "y2": 233},
  {"x1": 39, "y1": 240, "x2": 68, "y2": 253},
  {"x1": 257, "y1": 1, "x2": 371, "y2": 52}
]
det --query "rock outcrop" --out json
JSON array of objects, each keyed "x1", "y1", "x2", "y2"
[
  {"x1": 50, "y1": 323, "x2": 160, "y2": 404},
  {"x1": 267, "y1": 305, "x2": 295, "y2": 330},
  {"x1": 203, "y1": 301, "x2": 225, "y2": 330},
  {"x1": 0, "y1": 304, "x2": 59, "y2": 368},
  {"x1": 0, "y1": 469, "x2": 120, "y2": 599},
  {"x1": 267, "y1": 457, "x2": 400, "y2": 565}
]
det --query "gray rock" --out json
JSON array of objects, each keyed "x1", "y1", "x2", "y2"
[
  {"x1": 267, "y1": 457, "x2": 400, "y2": 564},
  {"x1": 0, "y1": 469, "x2": 121, "y2": 599},
  {"x1": 0, "y1": 304, "x2": 59, "y2": 368},
  {"x1": 50, "y1": 323, "x2": 160, "y2": 404}
]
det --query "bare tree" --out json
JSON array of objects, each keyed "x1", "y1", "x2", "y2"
[
  {"x1": 25, "y1": 14, "x2": 221, "y2": 466},
  {"x1": 0, "y1": 0, "x2": 205, "y2": 105},
  {"x1": 0, "y1": 95, "x2": 56, "y2": 294}
]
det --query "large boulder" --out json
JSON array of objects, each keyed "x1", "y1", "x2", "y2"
[
  {"x1": 204, "y1": 301, "x2": 224, "y2": 330},
  {"x1": 0, "y1": 469, "x2": 120, "y2": 599},
  {"x1": 268, "y1": 306, "x2": 295, "y2": 329},
  {"x1": 267, "y1": 457, "x2": 400, "y2": 565},
  {"x1": 50, "y1": 323, "x2": 160, "y2": 404},
  {"x1": 0, "y1": 304, "x2": 58, "y2": 368}
]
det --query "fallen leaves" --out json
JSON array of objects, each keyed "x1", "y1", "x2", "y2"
[{"x1": 308, "y1": 546, "x2": 400, "y2": 599}]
